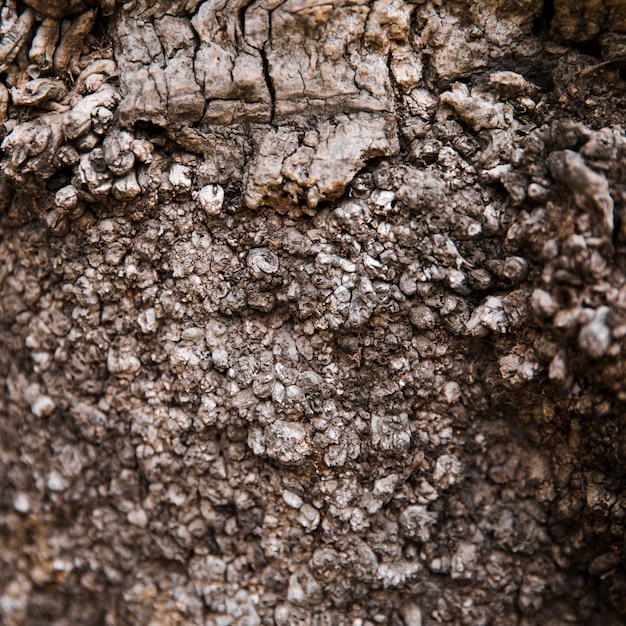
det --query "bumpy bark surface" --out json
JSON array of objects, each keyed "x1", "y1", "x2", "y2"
[{"x1": 2, "y1": 0, "x2": 626, "y2": 624}]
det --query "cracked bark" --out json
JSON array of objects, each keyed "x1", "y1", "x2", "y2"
[{"x1": 2, "y1": 0, "x2": 626, "y2": 624}]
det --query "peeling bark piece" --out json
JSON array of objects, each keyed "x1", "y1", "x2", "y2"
[
  {"x1": 115, "y1": 19, "x2": 168, "y2": 125},
  {"x1": 301, "y1": 113, "x2": 398, "y2": 207},
  {"x1": 115, "y1": 0, "x2": 400, "y2": 205},
  {"x1": 245, "y1": 113, "x2": 398, "y2": 210},
  {"x1": 440, "y1": 83, "x2": 513, "y2": 132},
  {"x1": 547, "y1": 149, "x2": 614, "y2": 235},
  {"x1": 244, "y1": 125, "x2": 300, "y2": 210},
  {"x1": 489, "y1": 71, "x2": 534, "y2": 96}
]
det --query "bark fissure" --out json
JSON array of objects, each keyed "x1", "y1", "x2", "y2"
[{"x1": 259, "y1": 39, "x2": 275, "y2": 124}]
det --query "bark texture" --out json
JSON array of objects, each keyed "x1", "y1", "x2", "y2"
[{"x1": 2, "y1": 0, "x2": 626, "y2": 624}]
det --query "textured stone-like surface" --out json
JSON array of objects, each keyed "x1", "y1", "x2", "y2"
[{"x1": 2, "y1": 0, "x2": 626, "y2": 625}]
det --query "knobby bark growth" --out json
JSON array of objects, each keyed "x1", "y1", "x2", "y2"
[{"x1": 1, "y1": 0, "x2": 626, "y2": 624}]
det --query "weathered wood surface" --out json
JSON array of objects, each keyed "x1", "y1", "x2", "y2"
[{"x1": 1, "y1": 0, "x2": 626, "y2": 624}]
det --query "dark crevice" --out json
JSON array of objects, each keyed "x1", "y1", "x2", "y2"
[
  {"x1": 385, "y1": 49, "x2": 412, "y2": 158},
  {"x1": 258, "y1": 7, "x2": 276, "y2": 125},
  {"x1": 236, "y1": 1, "x2": 250, "y2": 44},
  {"x1": 260, "y1": 46, "x2": 276, "y2": 124},
  {"x1": 573, "y1": 37, "x2": 602, "y2": 60},
  {"x1": 532, "y1": 0, "x2": 555, "y2": 37},
  {"x1": 187, "y1": 21, "x2": 207, "y2": 124},
  {"x1": 489, "y1": 51, "x2": 555, "y2": 92}
]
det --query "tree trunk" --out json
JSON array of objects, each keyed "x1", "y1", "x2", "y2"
[{"x1": 1, "y1": 0, "x2": 626, "y2": 624}]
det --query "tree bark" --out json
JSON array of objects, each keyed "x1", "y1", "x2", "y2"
[{"x1": 1, "y1": 0, "x2": 626, "y2": 624}]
